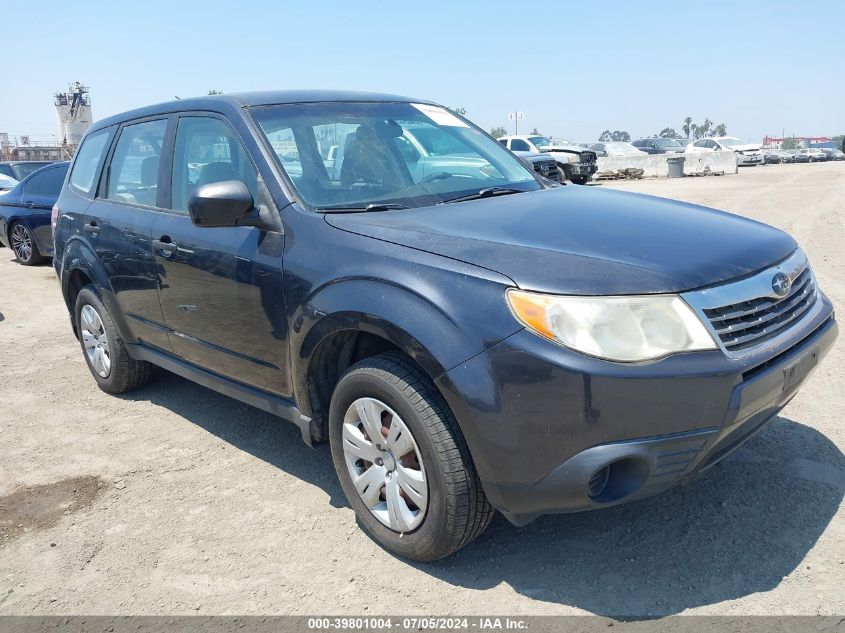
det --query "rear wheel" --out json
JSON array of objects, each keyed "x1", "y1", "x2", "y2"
[
  {"x1": 10, "y1": 222, "x2": 47, "y2": 266},
  {"x1": 74, "y1": 286, "x2": 151, "y2": 393},
  {"x1": 329, "y1": 353, "x2": 493, "y2": 561}
]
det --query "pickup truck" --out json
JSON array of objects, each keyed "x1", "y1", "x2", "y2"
[{"x1": 499, "y1": 135, "x2": 598, "y2": 184}]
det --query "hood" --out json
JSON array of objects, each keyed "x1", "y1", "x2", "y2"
[
  {"x1": 731, "y1": 144, "x2": 761, "y2": 152},
  {"x1": 324, "y1": 186, "x2": 797, "y2": 295},
  {"x1": 513, "y1": 151, "x2": 554, "y2": 164}
]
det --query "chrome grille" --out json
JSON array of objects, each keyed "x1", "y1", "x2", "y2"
[
  {"x1": 579, "y1": 151, "x2": 596, "y2": 165},
  {"x1": 703, "y1": 267, "x2": 817, "y2": 352},
  {"x1": 532, "y1": 160, "x2": 560, "y2": 182},
  {"x1": 682, "y1": 249, "x2": 822, "y2": 357}
]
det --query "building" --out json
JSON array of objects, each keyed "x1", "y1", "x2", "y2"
[{"x1": 762, "y1": 136, "x2": 834, "y2": 149}]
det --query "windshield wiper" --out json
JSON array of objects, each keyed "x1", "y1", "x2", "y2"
[
  {"x1": 438, "y1": 187, "x2": 525, "y2": 205},
  {"x1": 317, "y1": 203, "x2": 409, "y2": 213}
]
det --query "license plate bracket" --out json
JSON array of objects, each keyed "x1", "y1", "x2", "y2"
[{"x1": 783, "y1": 348, "x2": 818, "y2": 393}]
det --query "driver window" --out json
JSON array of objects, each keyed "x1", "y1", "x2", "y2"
[
  {"x1": 510, "y1": 139, "x2": 531, "y2": 152},
  {"x1": 171, "y1": 117, "x2": 259, "y2": 213}
]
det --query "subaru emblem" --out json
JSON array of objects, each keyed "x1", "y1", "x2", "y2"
[{"x1": 771, "y1": 272, "x2": 791, "y2": 297}]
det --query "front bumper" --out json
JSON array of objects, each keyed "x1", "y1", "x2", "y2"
[
  {"x1": 738, "y1": 153, "x2": 764, "y2": 166},
  {"x1": 436, "y1": 295, "x2": 836, "y2": 526},
  {"x1": 571, "y1": 163, "x2": 599, "y2": 177}
]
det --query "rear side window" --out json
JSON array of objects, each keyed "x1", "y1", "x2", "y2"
[
  {"x1": 69, "y1": 130, "x2": 110, "y2": 195},
  {"x1": 106, "y1": 119, "x2": 168, "y2": 207},
  {"x1": 23, "y1": 165, "x2": 69, "y2": 196},
  {"x1": 510, "y1": 139, "x2": 530, "y2": 151}
]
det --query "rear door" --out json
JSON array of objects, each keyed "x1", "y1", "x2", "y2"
[
  {"x1": 19, "y1": 163, "x2": 69, "y2": 254},
  {"x1": 151, "y1": 113, "x2": 290, "y2": 397},
  {"x1": 83, "y1": 117, "x2": 173, "y2": 351}
]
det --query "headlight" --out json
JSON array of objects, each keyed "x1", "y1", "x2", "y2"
[{"x1": 506, "y1": 289, "x2": 717, "y2": 362}]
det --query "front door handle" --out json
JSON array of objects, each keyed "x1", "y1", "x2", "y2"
[
  {"x1": 83, "y1": 221, "x2": 100, "y2": 236},
  {"x1": 152, "y1": 237, "x2": 178, "y2": 257},
  {"x1": 23, "y1": 200, "x2": 36, "y2": 208}
]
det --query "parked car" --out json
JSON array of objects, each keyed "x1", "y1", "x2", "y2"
[
  {"x1": 0, "y1": 162, "x2": 69, "y2": 264},
  {"x1": 513, "y1": 151, "x2": 563, "y2": 183},
  {"x1": 820, "y1": 147, "x2": 845, "y2": 161},
  {"x1": 632, "y1": 138, "x2": 686, "y2": 154},
  {"x1": 788, "y1": 150, "x2": 810, "y2": 163},
  {"x1": 498, "y1": 135, "x2": 598, "y2": 184},
  {"x1": 674, "y1": 138, "x2": 692, "y2": 148},
  {"x1": 54, "y1": 91, "x2": 836, "y2": 562},
  {"x1": 0, "y1": 161, "x2": 56, "y2": 181},
  {"x1": 589, "y1": 141, "x2": 645, "y2": 157},
  {"x1": 686, "y1": 137, "x2": 764, "y2": 166},
  {"x1": 763, "y1": 150, "x2": 782, "y2": 164},
  {"x1": 0, "y1": 174, "x2": 18, "y2": 191},
  {"x1": 799, "y1": 148, "x2": 828, "y2": 162}
]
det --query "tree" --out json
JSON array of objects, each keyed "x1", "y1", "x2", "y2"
[
  {"x1": 781, "y1": 137, "x2": 800, "y2": 150},
  {"x1": 832, "y1": 134, "x2": 844, "y2": 150},
  {"x1": 207, "y1": 89, "x2": 223, "y2": 95},
  {"x1": 599, "y1": 130, "x2": 631, "y2": 142},
  {"x1": 712, "y1": 123, "x2": 727, "y2": 137},
  {"x1": 490, "y1": 126, "x2": 508, "y2": 139},
  {"x1": 683, "y1": 116, "x2": 693, "y2": 139},
  {"x1": 658, "y1": 127, "x2": 679, "y2": 139},
  {"x1": 449, "y1": 107, "x2": 467, "y2": 116},
  {"x1": 530, "y1": 127, "x2": 541, "y2": 135}
]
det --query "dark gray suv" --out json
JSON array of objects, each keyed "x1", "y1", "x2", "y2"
[{"x1": 53, "y1": 91, "x2": 837, "y2": 561}]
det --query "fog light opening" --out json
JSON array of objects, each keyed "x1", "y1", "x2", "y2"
[{"x1": 587, "y1": 457, "x2": 649, "y2": 503}]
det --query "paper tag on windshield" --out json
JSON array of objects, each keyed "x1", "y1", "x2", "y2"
[{"x1": 411, "y1": 103, "x2": 469, "y2": 127}]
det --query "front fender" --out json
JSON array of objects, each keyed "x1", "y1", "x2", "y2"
[{"x1": 290, "y1": 276, "x2": 522, "y2": 417}]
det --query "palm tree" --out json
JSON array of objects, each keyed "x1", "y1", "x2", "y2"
[{"x1": 683, "y1": 117, "x2": 692, "y2": 139}]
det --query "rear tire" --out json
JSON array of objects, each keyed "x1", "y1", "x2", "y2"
[
  {"x1": 329, "y1": 352, "x2": 493, "y2": 562},
  {"x1": 74, "y1": 286, "x2": 151, "y2": 394},
  {"x1": 10, "y1": 222, "x2": 47, "y2": 266}
]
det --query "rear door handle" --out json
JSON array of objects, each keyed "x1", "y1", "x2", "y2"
[
  {"x1": 83, "y1": 221, "x2": 100, "y2": 236},
  {"x1": 152, "y1": 238, "x2": 178, "y2": 257},
  {"x1": 23, "y1": 200, "x2": 36, "y2": 208}
]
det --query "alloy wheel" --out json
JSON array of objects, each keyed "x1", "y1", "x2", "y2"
[
  {"x1": 341, "y1": 397, "x2": 428, "y2": 532},
  {"x1": 11, "y1": 224, "x2": 33, "y2": 262},
  {"x1": 80, "y1": 304, "x2": 111, "y2": 378}
]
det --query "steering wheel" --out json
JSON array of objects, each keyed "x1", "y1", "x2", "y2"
[{"x1": 418, "y1": 172, "x2": 479, "y2": 184}]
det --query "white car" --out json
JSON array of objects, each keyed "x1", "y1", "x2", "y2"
[
  {"x1": 0, "y1": 174, "x2": 18, "y2": 191},
  {"x1": 799, "y1": 148, "x2": 828, "y2": 163},
  {"x1": 686, "y1": 137, "x2": 764, "y2": 166},
  {"x1": 498, "y1": 135, "x2": 598, "y2": 184},
  {"x1": 589, "y1": 141, "x2": 646, "y2": 157}
]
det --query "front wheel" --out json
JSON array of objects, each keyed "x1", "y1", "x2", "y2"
[
  {"x1": 329, "y1": 353, "x2": 493, "y2": 562},
  {"x1": 571, "y1": 175, "x2": 591, "y2": 185},
  {"x1": 10, "y1": 222, "x2": 47, "y2": 266}
]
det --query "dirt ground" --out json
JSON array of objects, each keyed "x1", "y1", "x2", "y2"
[{"x1": 0, "y1": 162, "x2": 842, "y2": 616}]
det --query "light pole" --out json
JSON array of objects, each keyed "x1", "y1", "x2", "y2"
[{"x1": 508, "y1": 111, "x2": 524, "y2": 135}]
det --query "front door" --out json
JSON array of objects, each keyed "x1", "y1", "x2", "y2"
[{"x1": 152, "y1": 115, "x2": 290, "y2": 397}]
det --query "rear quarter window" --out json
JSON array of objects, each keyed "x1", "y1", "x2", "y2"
[{"x1": 69, "y1": 129, "x2": 112, "y2": 197}]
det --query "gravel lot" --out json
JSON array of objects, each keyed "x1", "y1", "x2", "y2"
[{"x1": 0, "y1": 162, "x2": 842, "y2": 616}]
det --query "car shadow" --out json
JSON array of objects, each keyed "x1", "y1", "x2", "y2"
[
  {"x1": 118, "y1": 369, "x2": 345, "y2": 508},
  {"x1": 120, "y1": 372, "x2": 842, "y2": 616}
]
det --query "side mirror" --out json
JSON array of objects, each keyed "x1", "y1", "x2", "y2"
[{"x1": 188, "y1": 180, "x2": 258, "y2": 228}]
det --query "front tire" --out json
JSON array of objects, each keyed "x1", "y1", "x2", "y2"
[
  {"x1": 74, "y1": 286, "x2": 151, "y2": 393},
  {"x1": 10, "y1": 222, "x2": 47, "y2": 266},
  {"x1": 329, "y1": 353, "x2": 493, "y2": 562}
]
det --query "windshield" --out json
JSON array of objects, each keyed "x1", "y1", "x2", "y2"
[
  {"x1": 653, "y1": 138, "x2": 683, "y2": 148},
  {"x1": 251, "y1": 102, "x2": 539, "y2": 210},
  {"x1": 528, "y1": 136, "x2": 554, "y2": 148},
  {"x1": 10, "y1": 162, "x2": 51, "y2": 180},
  {"x1": 717, "y1": 138, "x2": 746, "y2": 147}
]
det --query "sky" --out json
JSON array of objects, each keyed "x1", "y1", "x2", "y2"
[{"x1": 4, "y1": 1, "x2": 844, "y2": 145}]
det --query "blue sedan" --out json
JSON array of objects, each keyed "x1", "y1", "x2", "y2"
[{"x1": 0, "y1": 162, "x2": 69, "y2": 265}]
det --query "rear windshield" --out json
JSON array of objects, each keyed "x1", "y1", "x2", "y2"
[
  {"x1": 10, "y1": 162, "x2": 52, "y2": 180},
  {"x1": 250, "y1": 101, "x2": 538, "y2": 210}
]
